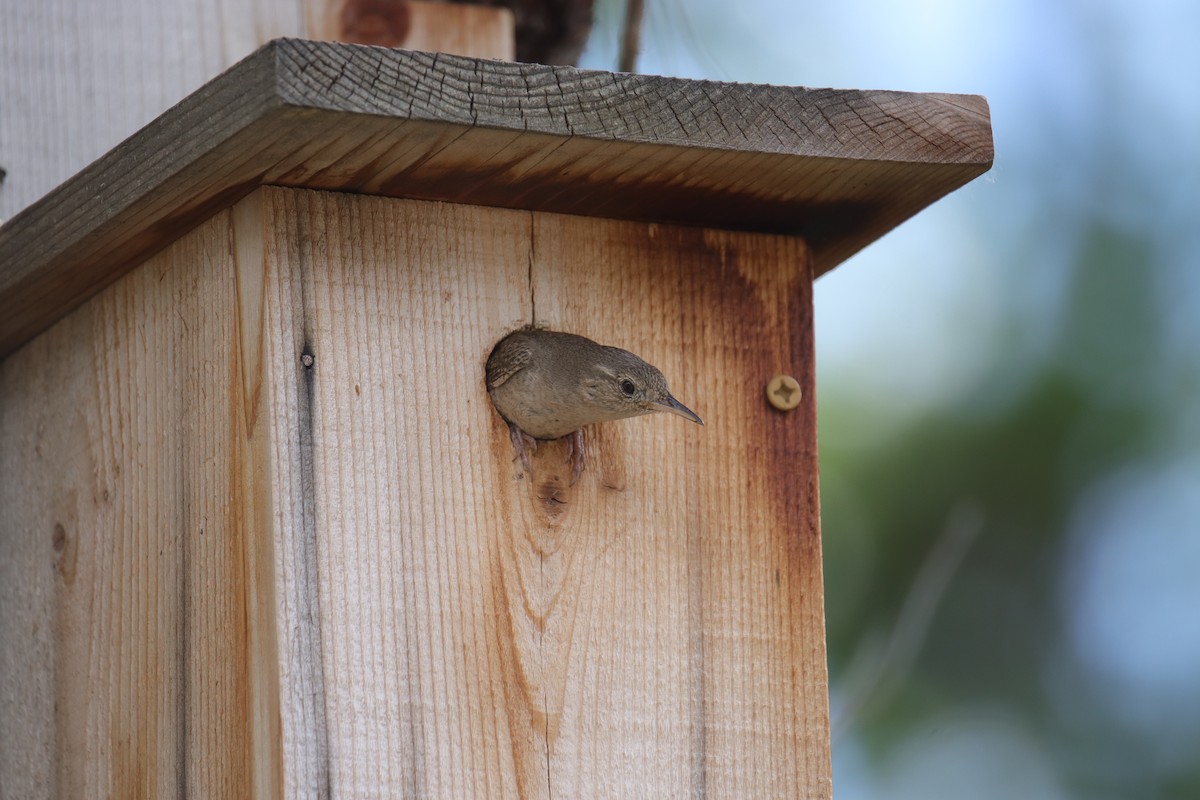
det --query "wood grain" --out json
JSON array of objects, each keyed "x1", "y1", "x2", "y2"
[
  {"x1": 256, "y1": 186, "x2": 828, "y2": 796},
  {"x1": 258, "y1": 186, "x2": 534, "y2": 796},
  {"x1": 0, "y1": 37, "x2": 993, "y2": 359},
  {"x1": 0, "y1": 207, "x2": 278, "y2": 797}
]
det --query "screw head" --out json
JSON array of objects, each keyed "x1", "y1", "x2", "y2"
[{"x1": 766, "y1": 374, "x2": 802, "y2": 411}]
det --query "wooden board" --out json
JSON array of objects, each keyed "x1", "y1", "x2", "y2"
[
  {"x1": 0, "y1": 0, "x2": 309, "y2": 221},
  {"x1": 0, "y1": 206, "x2": 280, "y2": 797},
  {"x1": 0, "y1": 37, "x2": 993, "y2": 360},
  {"x1": 258, "y1": 186, "x2": 827, "y2": 796}
]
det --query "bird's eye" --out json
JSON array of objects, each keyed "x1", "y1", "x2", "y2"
[{"x1": 619, "y1": 379, "x2": 637, "y2": 397}]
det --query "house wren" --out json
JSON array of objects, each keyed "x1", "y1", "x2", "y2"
[{"x1": 486, "y1": 329, "x2": 703, "y2": 483}]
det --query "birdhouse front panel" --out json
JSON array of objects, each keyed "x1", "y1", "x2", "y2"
[{"x1": 247, "y1": 186, "x2": 827, "y2": 796}]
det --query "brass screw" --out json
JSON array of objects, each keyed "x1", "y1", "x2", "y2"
[{"x1": 766, "y1": 374, "x2": 802, "y2": 411}]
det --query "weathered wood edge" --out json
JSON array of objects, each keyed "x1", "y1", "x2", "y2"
[
  {"x1": 270, "y1": 38, "x2": 991, "y2": 163},
  {"x1": 0, "y1": 38, "x2": 993, "y2": 359}
]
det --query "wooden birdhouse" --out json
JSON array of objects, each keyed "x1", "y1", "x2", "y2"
[{"x1": 0, "y1": 26, "x2": 992, "y2": 800}]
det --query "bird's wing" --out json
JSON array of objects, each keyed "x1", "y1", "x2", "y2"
[{"x1": 485, "y1": 339, "x2": 532, "y2": 390}]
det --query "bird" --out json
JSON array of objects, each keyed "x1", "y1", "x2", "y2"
[{"x1": 486, "y1": 328, "x2": 703, "y2": 483}]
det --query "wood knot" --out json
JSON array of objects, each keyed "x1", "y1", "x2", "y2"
[
  {"x1": 52, "y1": 522, "x2": 77, "y2": 584},
  {"x1": 527, "y1": 438, "x2": 576, "y2": 524}
]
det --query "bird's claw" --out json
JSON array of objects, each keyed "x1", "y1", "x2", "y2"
[
  {"x1": 565, "y1": 428, "x2": 585, "y2": 485},
  {"x1": 508, "y1": 424, "x2": 584, "y2": 486},
  {"x1": 509, "y1": 424, "x2": 536, "y2": 474}
]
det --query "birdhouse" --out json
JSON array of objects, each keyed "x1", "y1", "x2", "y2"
[{"x1": 0, "y1": 36, "x2": 992, "y2": 799}]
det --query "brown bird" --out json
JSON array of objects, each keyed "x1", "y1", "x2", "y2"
[{"x1": 486, "y1": 329, "x2": 703, "y2": 483}]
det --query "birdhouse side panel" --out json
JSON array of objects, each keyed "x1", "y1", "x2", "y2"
[{"x1": 0, "y1": 206, "x2": 274, "y2": 798}]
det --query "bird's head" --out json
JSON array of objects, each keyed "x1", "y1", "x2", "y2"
[{"x1": 582, "y1": 348, "x2": 703, "y2": 426}]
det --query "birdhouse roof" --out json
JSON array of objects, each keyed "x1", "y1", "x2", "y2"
[{"x1": 0, "y1": 38, "x2": 992, "y2": 358}]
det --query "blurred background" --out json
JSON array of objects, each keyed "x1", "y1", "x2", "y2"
[{"x1": 583, "y1": 1, "x2": 1200, "y2": 798}]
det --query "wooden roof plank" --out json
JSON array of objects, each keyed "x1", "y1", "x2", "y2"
[{"x1": 0, "y1": 38, "x2": 992, "y2": 359}]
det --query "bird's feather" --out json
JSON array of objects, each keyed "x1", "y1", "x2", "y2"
[{"x1": 485, "y1": 336, "x2": 533, "y2": 389}]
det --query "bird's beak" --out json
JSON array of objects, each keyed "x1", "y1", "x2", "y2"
[{"x1": 653, "y1": 394, "x2": 704, "y2": 426}]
